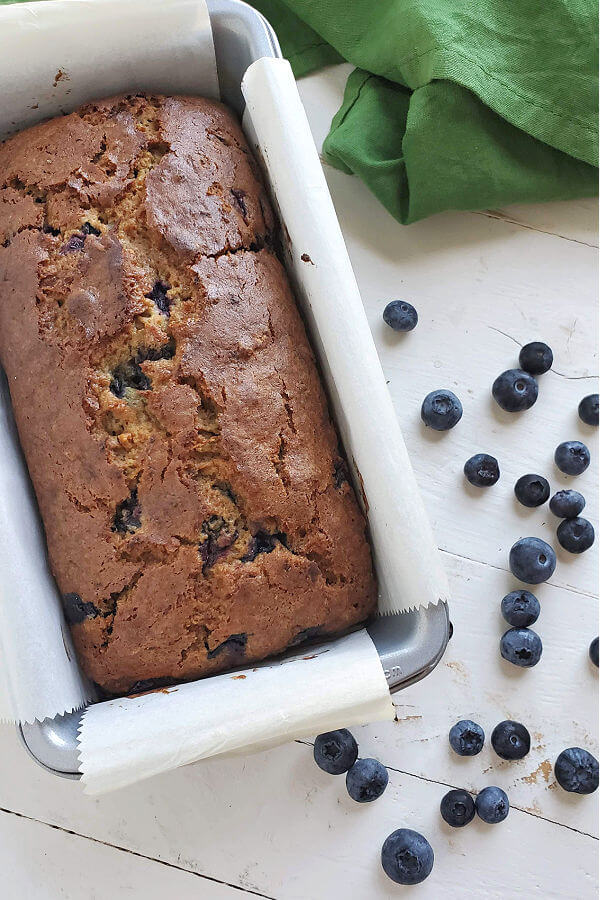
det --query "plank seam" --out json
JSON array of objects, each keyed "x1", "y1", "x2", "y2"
[
  {"x1": 487, "y1": 326, "x2": 598, "y2": 381},
  {"x1": 318, "y1": 155, "x2": 598, "y2": 248},
  {"x1": 296, "y1": 741, "x2": 598, "y2": 841},
  {"x1": 439, "y1": 546, "x2": 599, "y2": 601},
  {"x1": 0, "y1": 806, "x2": 279, "y2": 900},
  {"x1": 473, "y1": 210, "x2": 598, "y2": 249}
]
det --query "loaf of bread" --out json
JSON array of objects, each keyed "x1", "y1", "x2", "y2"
[{"x1": 0, "y1": 95, "x2": 376, "y2": 694}]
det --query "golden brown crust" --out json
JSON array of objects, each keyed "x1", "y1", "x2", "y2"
[{"x1": 0, "y1": 94, "x2": 376, "y2": 694}]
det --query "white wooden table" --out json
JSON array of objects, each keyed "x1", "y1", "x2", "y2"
[{"x1": 1, "y1": 66, "x2": 598, "y2": 899}]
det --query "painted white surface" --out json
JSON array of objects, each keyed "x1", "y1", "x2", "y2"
[{"x1": 0, "y1": 65, "x2": 597, "y2": 898}]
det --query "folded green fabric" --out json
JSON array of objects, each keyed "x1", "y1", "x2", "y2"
[{"x1": 254, "y1": 0, "x2": 598, "y2": 223}]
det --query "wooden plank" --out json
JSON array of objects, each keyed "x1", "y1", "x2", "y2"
[
  {"x1": 0, "y1": 546, "x2": 596, "y2": 896},
  {"x1": 0, "y1": 730, "x2": 596, "y2": 899},
  {"x1": 298, "y1": 66, "x2": 599, "y2": 596},
  {"x1": 309, "y1": 160, "x2": 598, "y2": 595},
  {"x1": 0, "y1": 808, "x2": 262, "y2": 900},
  {"x1": 391, "y1": 551, "x2": 599, "y2": 837}
]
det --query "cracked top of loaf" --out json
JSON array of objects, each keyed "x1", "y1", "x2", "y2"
[{"x1": 0, "y1": 94, "x2": 376, "y2": 694}]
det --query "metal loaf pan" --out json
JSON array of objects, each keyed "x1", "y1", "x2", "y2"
[{"x1": 18, "y1": 0, "x2": 449, "y2": 779}]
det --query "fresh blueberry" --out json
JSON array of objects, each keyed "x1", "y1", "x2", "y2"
[
  {"x1": 440, "y1": 789, "x2": 476, "y2": 827},
  {"x1": 464, "y1": 453, "x2": 500, "y2": 487},
  {"x1": 449, "y1": 719, "x2": 485, "y2": 756},
  {"x1": 491, "y1": 720, "x2": 531, "y2": 760},
  {"x1": 519, "y1": 342, "x2": 553, "y2": 375},
  {"x1": 383, "y1": 300, "x2": 418, "y2": 332},
  {"x1": 557, "y1": 517, "x2": 595, "y2": 554},
  {"x1": 549, "y1": 490, "x2": 586, "y2": 518},
  {"x1": 509, "y1": 537, "x2": 556, "y2": 584},
  {"x1": 578, "y1": 394, "x2": 599, "y2": 426},
  {"x1": 554, "y1": 747, "x2": 599, "y2": 794},
  {"x1": 514, "y1": 474, "x2": 550, "y2": 508},
  {"x1": 313, "y1": 729, "x2": 358, "y2": 775},
  {"x1": 345, "y1": 758, "x2": 389, "y2": 802},
  {"x1": 500, "y1": 627, "x2": 543, "y2": 667},
  {"x1": 554, "y1": 441, "x2": 590, "y2": 476},
  {"x1": 381, "y1": 829, "x2": 434, "y2": 885},
  {"x1": 475, "y1": 786, "x2": 510, "y2": 824},
  {"x1": 421, "y1": 390, "x2": 463, "y2": 431},
  {"x1": 589, "y1": 637, "x2": 599, "y2": 667},
  {"x1": 501, "y1": 590, "x2": 540, "y2": 627},
  {"x1": 492, "y1": 369, "x2": 538, "y2": 412}
]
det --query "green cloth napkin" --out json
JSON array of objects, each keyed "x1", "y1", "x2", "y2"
[{"x1": 254, "y1": 0, "x2": 598, "y2": 223}]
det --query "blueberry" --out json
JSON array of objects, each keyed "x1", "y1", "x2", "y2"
[
  {"x1": 589, "y1": 637, "x2": 599, "y2": 667},
  {"x1": 492, "y1": 369, "x2": 538, "y2": 412},
  {"x1": 333, "y1": 458, "x2": 349, "y2": 489},
  {"x1": 549, "y1": 490, "x2": 585, "y2": 518},
  {"x1": 578, "y1": 394, "x2": 599, "y2": 427},
  {"x1": 62, "y1": 592, "x2": 99, "y2": 625},
  {"x1": 60, "y1": 233, "x2": 86, "y2": 254},
  {"x1": 449, "y1": 719, "x2": 485, "y2": 756},
  {"x1": 491, "y1": 720, "x2": 531, "y2": 760},
  {"x1": 421, "y1": 390, "x2": 463, "y2": 431},
  {"x1": 110, "y1": 359, "x2": 151, "y2": 397},
  {"x1": 207, "y1": 633, "x2": 247, "y2": 660},
  {"x1": 242, "y1": 530, "x2": 286, "y2": 562},
  {"x1": 129, "y1": 679, "x2": 160, "y2": 694},
  {"x1": 345, "y1": 758, "x2": 389, "y2": 802},
  {"x1": 509, "y1": 537, "x2": 556, "y2": 584},
  {"x1": 110, "y1": 341, "x2": 175, "y2": 397},
  {"x1": 475, "y1": 786, "x2": 510, "y2": 824},
  {"x1": 231, "y1": 188, "x2": 248, "y2": 218},
  {"x1": 557, "y1": 517, "x2": 595, "y2": 554},
  {"x1": 554, "y1": 747, "x2": 599, "y2": 794},
  {"x1": 514, "y1": 474, "x2": 550, "y2": 508},
  {"x1": 519, "y1": 341, "x2": 553, "y2": 375},
  {"x1": 146, "y1": 281, "x2": 171, "y2": 316},
  {"x1": 554, "y1": 441, "x2": 590, "y2": 476},
  {"x1": 289, "y1": 625, "x2": 324, "y2": 647},
  {"x1": 464, "y1": 453, "x2": 500, "y2": 487},
  {"x1": 313, "y1": 729, "x2": 358, "y2": 775},
  {"x1": 501, "y1": 590, "x2": 540, "y2": 627},
  {"x1": 383, "y1": 300, "x2": 418, "y2": 332},
  {"x1": 381, "y1": 829, "x2": 434, "y2": 885},
  {"x1": 500, "y1": 627, "x2": 543, "y2": 667},
  {"x1": 199, "y1": 516, "x2": 239, "y2": 571},
  {"x1": 440, "y1": 789, "x2": 476, "y2": 827},
  {"x1": 112, "y1": 489, "x2": 142, "y2": 534}
]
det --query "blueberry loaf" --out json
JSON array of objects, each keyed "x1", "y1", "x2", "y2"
[{"x1": 0, "y1": 95, "x2": 376, "y2": 694}]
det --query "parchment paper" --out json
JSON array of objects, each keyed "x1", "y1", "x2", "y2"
[
  {"x1": 242, "y1": 58, "x2": 450, "y2": 617},
  {"x1": 0, "y1": 0, "x2": 219, "y2": 142},
  {"x1": 79, "y1": 631, "x2": 393, "y2": 795}
]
